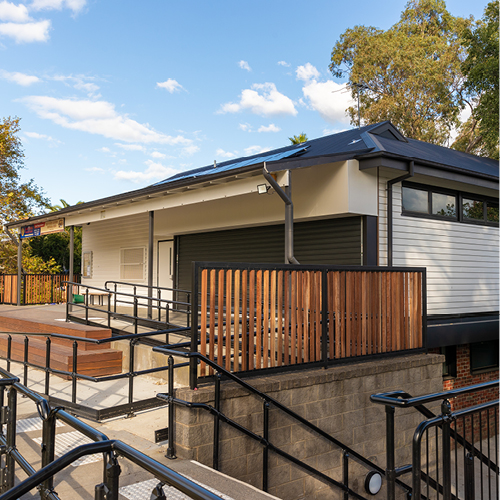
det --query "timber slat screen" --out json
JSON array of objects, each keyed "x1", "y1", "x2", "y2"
[
  {"x1": 192, "y1": 263, "x2": 426, "y2": 377},
  {"x1": 0, "y1": 274, "x2": 79, "y2": 305}
]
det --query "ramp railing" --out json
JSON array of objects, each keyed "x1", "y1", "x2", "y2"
[
  {"x1": 154, "y1": 347, "x2": 414, "y2": 500},
  {"x1": 0, "y1": 368, "x2": 224, "y2": 500},
  {"x1": 371, "y1": 380, "x2": 499, "y2": 500}
]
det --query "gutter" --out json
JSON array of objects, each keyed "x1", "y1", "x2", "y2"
[
  {"x1": 262, "y1": 163, "x2": 299, "y2": 265},
  {"x1": 387, "y1": 160, "x2": 414, "y2": 266}
]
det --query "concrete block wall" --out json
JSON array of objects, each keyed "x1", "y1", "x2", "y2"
[{"x1": 172, "y1": 353, "x2": 444, "y2": 500}]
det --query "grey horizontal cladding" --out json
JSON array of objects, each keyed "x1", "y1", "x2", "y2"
[{"x1": 176, "y1": 217, "x2": 362, "y2": 291}]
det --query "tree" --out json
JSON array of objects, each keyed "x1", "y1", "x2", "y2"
[
  {"x1": 0, "y1": 117, "x2": 49, "y2": 273},
  {"x1": 289, "y1": 133, "x2": 308, "y2": 144},
  {"x1": 329, "y1": 0, "x2": 470, "y2": 145},
  {"x1": 453, "y1": 1, "x2": 499, "y2": 158}
]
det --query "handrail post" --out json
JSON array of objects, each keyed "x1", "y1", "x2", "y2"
[
  {"x1": 72, "y1": 341, "x2": 78, "y2": 404},
  {"x1": 464, "y1": 452, "x2": 475, "y2": 500},
  {"x1": 441, "y1": 400, "x2": 452, "y2": 500},
  {"x1": 85, "y1": 289, "x2": 89, "y2": 324},
  {"x1": 4, "y1": 387, "x2": 16, "y2": 492},
  {"x1": 166, "y1": 355, "x2": 176, "y2": 459},
  {"x1": 113, "y1": 284, "x2": 117, "y2": 313},
  {"x1": 189, "y1": 264, "x2": 199, "y2": 390},
  {"x1": 41, "y1": 408, "x2": 56, "y2": 496},
  {"x1": 133, "y1": 295, "x2": 138, "y2": 334},
  {"x1": 107, "y1": 292, "x2": 111, "y2": 328},
  {"x1": 45, "y1": 337, "x2": 51, "y2": 396},
  {"x1": 127, "y1": 339, "x2": 135, "y2": 416},
  {"x1": 263, "y1": 401, "x2": 269, "y2": 492},
  {"x1": 385, "y1": 405, "x2": 396, "y2": 500},
  {"x1": 6, "y1": 336, "x2": 11, "y2": 372},
  {"x1": 342, "y1": 451, "x2": 349, "y2": 500},
  {"x1": 104, "y1": 454, "x2": 121, "y2": 500},
  {"x1": 213, "y1": 373, "x2": 221, "y2": 470},
  {"x1": 23, "y1": 336, "x2": 29, "y2": 387}
]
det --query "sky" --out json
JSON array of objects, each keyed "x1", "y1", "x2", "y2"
[{"x1": 0, "y1": 0, "x2": 489, "y2": 207}]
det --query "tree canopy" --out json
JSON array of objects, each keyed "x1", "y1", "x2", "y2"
[
  {"x1": 329, "y1": 0, "x2": 470, "y2": 145},
  {"x1": 453, "y1": 1, "x2": 499, "y2": 158},
  {"x1": 289, "y1": 133, "x2": 308, "y2": 144}
]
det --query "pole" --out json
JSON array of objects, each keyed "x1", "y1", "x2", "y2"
[
  {"x1": 16, "y1": 236, "x2": 22, "y2": 306},
  {"x1": 69, "y1": 226, "x2": 74, "y2": 312}
]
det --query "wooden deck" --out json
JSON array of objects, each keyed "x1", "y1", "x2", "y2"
[{"x1": 0, "y1": 306, "x2": 122, "y2": 377}]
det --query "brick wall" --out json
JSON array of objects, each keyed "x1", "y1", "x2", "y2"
[
  {"x1": 430, "y1": 343, "x2": 499, "y2": 441},
  {"x1": 172, "y1": 353, "x2": 444, "y2": 500}
]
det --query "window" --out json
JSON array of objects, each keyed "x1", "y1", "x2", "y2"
[
  {"x1": 82, "y1": 251, "x2": 92, "y2": 279},
  {"x1": 470, "y1": 340, "x2": 499, "y2": 373},
  {"x1": 441, "y1": 345, "x2": 457, "y2": 378},
  {"x1": 120, "y1": 247, "x2": 146, "y2": 281},
  {"x1": 402, "y1": 182, "x2": 498, "y2": 227}
]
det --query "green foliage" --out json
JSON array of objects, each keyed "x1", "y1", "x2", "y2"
[
  {"x1": 0, "y1": 117, "x2": 48, "y2": 226},
  {"x1": 28, "y1": 227, "x2": 82, "y2": 274},
  {"x1": 330, "y1": 0, "x2": 470, "y2": 145},
  {"x1": 289, "y1": 133, "x2": 308, "y2": 144},
  {"x1": 0, "y1": 240, "x2": 61, "y2": 274},
  {"x1": 453, "y1": 1, "x2": 499, "y2": 158}
]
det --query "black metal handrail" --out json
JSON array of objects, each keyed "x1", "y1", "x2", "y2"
[
  {"x1": 0, "y1": 369, "x2": 224, "y2": 500},
  {"x1": 371, "y1": 380, "x2": 500, "y2": 500},
  {"x1": 65, "y1": 280, "x2": 191, "y2": 332},
  {"x1": 0, "y1": 329, "x2": 189, "y2": 421},
  {"x1": 154, "y1": 348, "x2": 413, "y2": 498}
]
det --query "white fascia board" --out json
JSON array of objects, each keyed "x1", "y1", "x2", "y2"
[{"x1": 65, "y1": 175, "x2": 265, "y2": 226}]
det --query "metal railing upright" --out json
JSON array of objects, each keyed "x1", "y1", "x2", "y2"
[
  {"x1": 371, "y1": 380, "x2": 499, "y2": 500},
  {"x1": 0, "y1": 369, "x2": 224, "y2": 500}
]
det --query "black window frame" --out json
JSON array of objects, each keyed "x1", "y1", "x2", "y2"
[
  {"x1": 470, "y1": 340, "x2": 500, "y2": 373},
  {"x1": 401, "y1": 181, "x2": 499, "y2": 228}
]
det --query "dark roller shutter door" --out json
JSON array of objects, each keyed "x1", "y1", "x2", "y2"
[{"x1": 176, "y1": 217, "x2": 361, "y2": 291}]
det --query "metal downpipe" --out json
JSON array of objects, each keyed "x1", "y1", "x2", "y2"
[{"x1": 262, "y1": 164, "x2": 299, "y2": 265}]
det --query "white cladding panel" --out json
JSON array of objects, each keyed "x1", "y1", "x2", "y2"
[
  {"x1": 81, "y1": 213, "x2": 150, "y2": 289},
  {"x1": 378, "y1": 172, "x2": 499, "y2": 315}
]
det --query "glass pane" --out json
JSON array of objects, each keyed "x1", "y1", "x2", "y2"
[
  {"x1": 402, "y1": 187, "x2": 428, "y2": 213},
  {"x1": 487, "y1": 202, "x2": 499, "y2": 222},
  {"x1": 432, "y1": 193, "x2": 456, "y2": 217},
  {"x1": 462, "y1": 198, "x2": 484, "y2": 220}
]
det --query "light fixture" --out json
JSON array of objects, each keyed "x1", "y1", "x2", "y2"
[
  {"x1": 365, "y1": 471, "x2": 382, "y2": 495},
  {"x1": 257, "y1": 184, "x2": 270, "y2": 195}
]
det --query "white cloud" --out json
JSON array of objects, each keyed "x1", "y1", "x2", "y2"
[
  {"x1": 20, "y1": 95, "x2": 192, "y2": 145},
  {"x1": 323, "y1": 127, "x2": 349, "y2": 136},
  {"x1": 258, "y1": 123, "x2": 281, "y2": 133},
  {"x1": 115, "y1": 143, "x2": 145, "y2": 151},
  {"x1": 97, "y1": 147, "x2": 111, "y2": 153},
  {"x1": 85, "y1": 166, "x2": 104, "y2": 172},
  {"x1": 216, "y1": 148, "x2": 238, "y2": 159},
  {"x1": 0, "y1": 20, "x2": 50, "y2": 42},
  {"x1": 296, "y1": 63, "x2": 321, "y2": 82},
  {"x1": 295, "y1": 63, "x2": 353, "y2": 124},
  {"x1": 0, "y1": 1, "x2": 31, "y2": 22},
  {"x1": 150, "y1": 151, "x2": 166, "y2": 159},
  {"x1": 238, "y1": 60, "x2": 251, "y2": 72},
  {"x1": 244, "y1": 145, "x2": 269, "y2": 156},
  {"x1": 219, "y1": 82, "x2": 297, "y2": 117},
  {"x1": 51, "y1": 74, "x2": 100, "y2": 96},
  {"x1": 277, "y1": 61, "x2": 290, "y2": 67},
  {"x1": 238, "y1": 123, "x2": 252, "y2": 132},
  {"x1": 30, "y1": 0, "x2": 87, "y2": 13},
  {"x1": 157, "y1": 78, "x2": 185, "y2": 93},
  {"x1": 114, "y1": 159, "x2": 179, "y2": 183},
  {"x1": 0, "y1": 69, "x2": 39, "y2": 86},
  {"x1": 182, "y1": 144, "x2": 200, "y2": 156},
  {"x1": 24, "y1": 130, "x2": 61, "y2": 144}
]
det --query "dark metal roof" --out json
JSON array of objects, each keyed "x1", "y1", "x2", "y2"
[{"x1": 6, "y1": 121, "x2": 497, "y2": 228}]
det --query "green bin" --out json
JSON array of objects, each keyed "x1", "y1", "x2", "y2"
[{"x1": 73, "y1": 294, "x2": 85, "y2": 303}]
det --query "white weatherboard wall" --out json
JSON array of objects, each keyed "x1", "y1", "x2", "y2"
[
  {"x1": 379, "y1": 172, "x2": 499, "y2": 315},
  {"x1": 81, "y1": 213, "x2": 150, "y2": 289}
]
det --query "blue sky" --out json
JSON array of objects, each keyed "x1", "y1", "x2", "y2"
[{"x1": 0, "y1": 0, "x2": 489, "y2": 207}]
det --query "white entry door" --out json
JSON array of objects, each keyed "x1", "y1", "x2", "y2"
[{"x1": 157, "y1": 240, "x2": 174, "y2": 301}]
